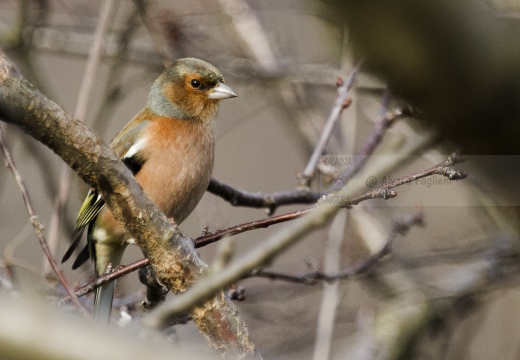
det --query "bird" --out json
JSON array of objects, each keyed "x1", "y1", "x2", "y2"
[{"x1": 62, "y1": 58, "x2": 237, "y2": 320}]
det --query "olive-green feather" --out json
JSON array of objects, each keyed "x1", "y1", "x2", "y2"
[{"x1": 61, "y1": 189, "x2": 105, "y2": 264}]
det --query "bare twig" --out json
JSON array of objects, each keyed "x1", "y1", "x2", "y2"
[
  {"x1": 372, "y1": 151, "x2": 467, "y2": 190},
  {"x1": 62, "y1": 209, "x2": 318, "y2": 301},
  {"x1": 65, "y1": 208, "x2": 312, "y2": 301},
  {"x1": 312, "y1": 210, "x2": 347, "y2": 360},
  {"x1": 299, "y1": 61, "x2": 363, "y2": 188},
  {"x1": 339, "y1": 98, "x2": 413, "y2": 185},
  {"x1": 207, "y1": 178, "x2": 322, "y2": 215},
  {"x1": 45, "y1": 0, "x2": 118, "y2": 275},
  {"x1": 65, "y1": 258, "x2": 148, "y2": 300},
  {"x1": 195, "y1": 209, "x2": 313, "y2": 248},
  {"x1": 76, "y1": 0, "x2": 118, "y2": 124},
  {"x1": 249, "y1": 212, "x2": 424, "y2": 284},
  {"x1": 90, "y1": 6, "x2": 144, "y2": 133},
  {"x1": 0, "y1": 125, "x2": 88, "y2": 315},
  {"x1": 311, "y1": 44, "x2": 356, "y2": 353}
]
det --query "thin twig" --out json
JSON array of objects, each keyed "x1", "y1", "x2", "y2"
[
  {"x1": 0, "y1": 125, "x2": 88, "y2": 315},
  {"x1": 249, "y1": 211, "x2": 424, "y2": 284},
  {"x1": 299, "y1": 61, "x2": 363, "y2": 188},
  {"x1": 368, "y1": 151, "x2": 467, "y2": 193},
  {"x1": 312, "y1": 41, "x2": 356, "y2": 359},
  {"x1": 64, "y1": 208, "x2": 312, "y2": 300},
  {"x1": 90, "y1": 6, "x2": 143, "y2": 133},
  {"x1": 207, "y1": 178, "x2": 322, "y2": 215},
  {"x1": 67, "y1": 258, "x2": 148, "y2": 300},
  {"x1": 195, "y1": 209, "x2": 312, "y2": 248},
  {"x1": 338, "y1": 97, "x2": 413, "y2": 185},
  {"x1": 312, "y1": 210, "x2": 346, "y2": 360},
  {"x1": 75, "y1": 0, "x2": 118, "y2": 124}
]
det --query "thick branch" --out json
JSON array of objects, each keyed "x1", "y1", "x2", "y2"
[{"x1": 0, "y1": 53, "x2": 258, "y2": 359}]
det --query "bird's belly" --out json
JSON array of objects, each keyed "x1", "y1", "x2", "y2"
[{"x1": 136, "y1": 143, "x2": 214, "y2": 225}]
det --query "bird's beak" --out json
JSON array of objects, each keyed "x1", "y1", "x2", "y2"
[{"x1": 208, "y1": 82, "x2": 238, "y2": 100}]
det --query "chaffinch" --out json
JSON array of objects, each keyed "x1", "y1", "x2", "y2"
[{"x1": 62, "y1": 58, "x2": 237, "y2": 320}]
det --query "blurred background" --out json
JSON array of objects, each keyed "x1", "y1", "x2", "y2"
[{"x1": 0, "y1": 1, "x2": 519, "y2": 359}]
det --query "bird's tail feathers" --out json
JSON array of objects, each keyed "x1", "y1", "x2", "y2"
[{"x1": 94, "y1": 281, "x2": 116, "y2": 321}]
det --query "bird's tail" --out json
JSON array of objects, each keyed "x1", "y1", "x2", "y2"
[
  {"x1": 94, "y1": 281, "x2": 116, "y2": 321},
  {"x1": 92, "y1": 241, "x2": 126, "y2": 321}
]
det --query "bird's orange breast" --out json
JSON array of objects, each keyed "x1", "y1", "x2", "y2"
[
  {"x1": 136, "y1": 112, "x2": 215, "y2": 224},
  {"x1": 94, "y1": 110, "x2": 215, "y2": 247}
]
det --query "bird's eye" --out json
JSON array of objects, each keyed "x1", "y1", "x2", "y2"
[{"x1": 190, "y1": 79, "x2": 201, "y2": 88}]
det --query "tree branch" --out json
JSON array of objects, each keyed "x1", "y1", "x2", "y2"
[
  {"x1": 0, "y1": 53, "x2": 259, "y2": 359},
  {"x1": 299, "y1": 61, "x2": 362, "y2": 188},
  {"x1": 338, "y1": 100, "x2": 413, "y2": 185},
  {"x1": 248, "y1": 211, "x2": 424, "y2": 284},
  {"x1": 207, "y1": 178, "x2": 322, "y2": 215}
]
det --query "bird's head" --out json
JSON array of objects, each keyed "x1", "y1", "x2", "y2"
[{"x1": 147, "y1": 58, "x2": 237, "y2": 122}]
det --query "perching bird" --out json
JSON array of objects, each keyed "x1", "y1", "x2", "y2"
[{"x1": 62, "y1": 58, "x2": 237, "y2": 320}]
